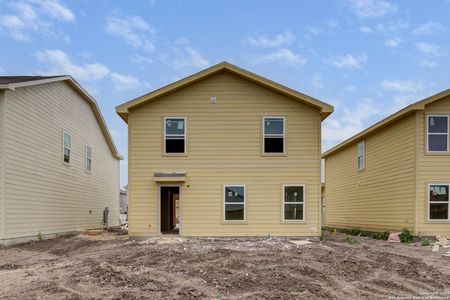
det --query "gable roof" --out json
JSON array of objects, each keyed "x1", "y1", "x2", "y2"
[
  {"x1": 116, "y1": 61, "x2": 334, "y2": 123},
  {"x1": 322, "y1": 88, "x2": 450, "y2": 159},
  {"x1": 0, "y1": 76, "x2": 123, "y2": 160}
]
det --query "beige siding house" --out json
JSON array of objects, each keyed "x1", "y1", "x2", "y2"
[
  {"x1": 322, "y1": 89, "x2": 450, "y2": 237},
  {"x1": 116, "y1": 62, "x2": 333, "y2": 238},
  {"x1": 0, "y1": 76, "x2": 122, "y2": 245}
]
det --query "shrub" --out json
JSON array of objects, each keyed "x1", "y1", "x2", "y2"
[
  {"x1": 399, "y1": 228, "x2": 413, "y2": 244},
  {"x1": 37, "y1": 231, "x2": 44, "y2": 241},
  {"x1": 345, "y1": 236, "x2": 359, "y2": 244},
  {"x1": 421, "y1": 239, "x2": 430, "y2": 246}
]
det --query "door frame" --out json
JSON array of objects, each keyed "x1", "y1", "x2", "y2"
[{"x1": 158, "y1": 184, "x2": 182, "y2": 236}]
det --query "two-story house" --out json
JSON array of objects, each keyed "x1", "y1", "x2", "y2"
[
  {"x1": 322, "y1": 89, "x2": 450, "y2": 237},
  {"x1": 0, "y1": 76, "x2": 122, "y2": 245},
  {"x1": 116, "y1": 62, "x2": 333, "y2": 237}
]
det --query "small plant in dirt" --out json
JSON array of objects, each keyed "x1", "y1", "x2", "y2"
[
  {"x1": 399, "y1": 228, "x2": 413, "y2": 244},
  {"x1": 320, "y1": 233, "x2": 327, "y2": 241},
  {"x1": 345, "y1": 236, "x2": 359, "y2": 244},
  {"x1": 37, "y1": 231, "x2": 44, "y2": 241},
  {"x1": 421, "y1": 239, "x2": 430, "y2": 246}
]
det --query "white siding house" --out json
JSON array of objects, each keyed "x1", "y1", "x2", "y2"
[{"x1": 0, "y1": 76, "x2": 122, "y2": 245}]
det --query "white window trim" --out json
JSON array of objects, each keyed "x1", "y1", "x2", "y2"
[
  {"x1": 262, "y1": 116, "x2": 286, "y2": 155},
  {"x1": 282, "y1": 184, "x2": 305, "y2": 222},
  {"x1": 427, "y1": 183, "x2": 450, "y2": 222},
  {"x1": 86, "y1": 144, "x2": 93, "y2": 172},
  {"x1": 426, "y1": 115, "x2": 449, "y2": 153},
  {"x1": 223, "y1": 184, "x2": 246, "y2": 222},
  {"x1": 62, "y1": 130, "x2": 71, "y2": 165},
  {"x1": 357, "y1": 141, "x2": 365, "y2": 171},
  {"x1": 163, "y1": 116, "x2": 187, "y2": 155}
]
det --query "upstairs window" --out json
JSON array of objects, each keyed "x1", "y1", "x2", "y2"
[
  {"x1": 427, "y1": 115, "x2": 448, "y2": 152},
  {"x1": 164, "y1": 117, "x2": 186, "y2": 154},
  {"x1": 224, "y1": 185, "x2": 245, "y2": 221},
  {"x1": 263, "y1": 117, "x2": 285, "y2": 154},
  {"x1": 283, "y1": 185, "x2": 304, "y2": 221},
  {"x1": 357, "y1": 141, "x2": 365, "y2": 170},
  {"x1": 86, "y1": 145, "x2": 93, "y2": 172},
  {"x1": 429, "y1": 184, "x2": 449, "y2": 220},
  {"x1": 63, "y1": 131, "x2": 71, "y2": 164}
]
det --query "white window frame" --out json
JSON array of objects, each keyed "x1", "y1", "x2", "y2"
[
  {"x1": 86, "y1": 144, "x2": 93, "y2": 172},
  {"x1": 163, "y1": 116, "x2": 186, "y2": 155},
  {"x1": 223, "y1": 184, "x2": 246, "y2": 222},
  {"x1": 62, "y1": 130, "x2": 71, "y2": 164},
  {"x1": 262, "y1": 116, "x2": 285, "y2": 154},
  {"x1": 357, "y1": 141, "x2": 365, "y2": 170},
  {"x1": 282, "y1": 184, "x2": 305, "y2": 222},
  {"x1": 426, "y1": 115, "x2": 449, "y2": 153},
  {"x1": 427, "y1": 183, "x2": 450, "y2": 222}
]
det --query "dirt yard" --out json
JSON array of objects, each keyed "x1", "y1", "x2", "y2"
[{"x1": 0, "y1": 230, "x2": 449, "y2": 300}]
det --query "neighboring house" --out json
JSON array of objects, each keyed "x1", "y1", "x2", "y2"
[
  {"x1": 120, "y1": 186, "x2": 128, "y2": 213},
  {"x1": 116, "y1": 62, "x2": 333, "y2": 237},
  {"x1": 322, "y1": 89, "x2": 450, "y2": 237},
  {"x1": 0, "y1": 76, "x2": 122, "y2": 245}
]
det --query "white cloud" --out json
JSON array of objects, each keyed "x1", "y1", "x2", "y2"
[
  {"x1": 110, "y1": 72, "x2": 143, "y2": 91},
  {"x1": 310, "y1": 73, "x2": 323, "y2": 89},
  {"x1": 385, "y1": 36, "x2": 403, "y2": 48},
  {"x1": 172, "y1": 47, "x2": 210, "y2": 70},
  {"x1": 32, "y1": 0, "x2": 75, "y2": 22},
  {"x1": 380, "y1": 79, "x2": 423, "y2": 93},
  {"x1": 35, "y1": 49, "x2": 110, "y2": 81},
  {"x1": 129, "y1": 54, "x2": 155, "y2": 64},
  {"x1": 0, "y1": 1, "x2": 73, "y2": 42},
  {"x1": 322, "y1": 98, "x2": 382, "y2": 150},
  {"x1": 35, "y1": 49, "x2": 147, "y2": 91},
  {"x1": 375, "y1": 21, "x2": 409, "y2": 33},
  {"x1": 343, "y1": 0, "x2": 397, "y2": 18},
  {"x1": 412, "y1": 21, "x2": 446, "y2": 36},
  {"x1": 327, "y1": 53, "x2": 367, "y2": 69},
  {"x1": 345, "y1": 85, "x2": 357, "y2": 92},
  {"x1": 106, "y1": 16, "x2": 156, "y2": 52},
  {"x1": 252, "y1": 48, "x2": 307, "y2": 67},
  {"x1": 419, "y1": 60, "x2": 437, "y2": 68},
  {"x1": 244, "y1": 31, "x2": 294, "y2": 48},
  {"x1": 416, "y1": 42, "x2": 441, "y2": 56},
  {"x1": 359, "y1": 26, "x2": 374, "y2": 33}
]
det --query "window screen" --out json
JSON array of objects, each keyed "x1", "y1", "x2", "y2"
[
  {"x1": 224, "y1": 186, "x2": 245, "y2": 221},
  {"x1": 283, "y1": 185, "x2": 304, "y2": 221},
  {"x1": 263, "y1": 117, "x2": 284, "y2": 153},
  {"x1": 165, "y1": 118, "x2": 186, "y2": 154},
  {"x1": 428, "y1": 116, "x2": 448, "y2": 152}
]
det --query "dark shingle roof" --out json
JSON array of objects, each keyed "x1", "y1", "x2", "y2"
[{"x1": 0, "y1": 76, "x2": 65, "y2": 84}]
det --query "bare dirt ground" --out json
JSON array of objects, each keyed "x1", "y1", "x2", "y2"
[{"x1": 0, "y1": 230, "x2": 449, "y2": 300}]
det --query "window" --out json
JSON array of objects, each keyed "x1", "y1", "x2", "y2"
[
  {"x1": 427, "y1": 115, "x2": 448, "y2": 152},
  {"x1": 263, "y1": 117, "x2": 285, "y2": 154},
  {"x1": 429, "y1": 184, "x2": 449, "y2": 220},
  {"x1": 63, "y1": 131, "x2": 71, "y2": 163},
  {"x1": 357, "y1": 141, "x2": 365, "y2": 170},
  {"x1": 86, "y1": 145, "x2": 93, "y2": 172},
  {"x1": 283, "y1": 185, "x2": 304, "y2": 221},
  {"x1": 164, "y1": 117, "x2": 186, "y2": 154},
  {"x1": 224, "y1": 185, "x2": 245, "y2": 221}
]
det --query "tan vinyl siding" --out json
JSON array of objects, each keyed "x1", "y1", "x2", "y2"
[
  {"x1": 128, "y1": 71, "x2": 321, "y2": 237},
  {"x1": 324, "y1": 113, "x2": 416, "y2": 232},
  {"x1": 416, "y1": 96, "x2": 450, "y2": 236},
  {"x1": 2, "y1": 81, "x2": 119, "y2": 240},
  {"x1": 0, "y1": 91, "x2": 5, "y2": 239}
]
